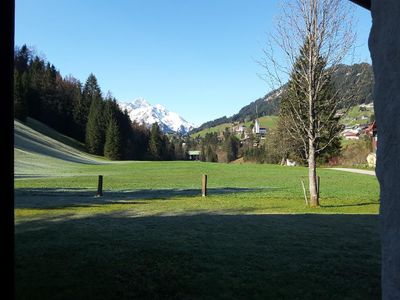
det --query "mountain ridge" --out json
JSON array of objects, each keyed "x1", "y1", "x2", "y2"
[
  {"x1": 118, "y1": 98, "x2": 195, "y2": 134},
  {"x1": 191, "y1": 62, "x2": 373, "y2": 134}
]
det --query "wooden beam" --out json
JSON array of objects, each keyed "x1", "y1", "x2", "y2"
[
  {"x1": 0, "y1": 0, "x2": 15, "y2": 298},
  {"x1": 349, "y1": 0, "x2": 371, "y2": 10}
]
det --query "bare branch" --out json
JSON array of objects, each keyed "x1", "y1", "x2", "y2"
[{"x1": 261, "y1": 0, "x2": 357, "y2": 205}]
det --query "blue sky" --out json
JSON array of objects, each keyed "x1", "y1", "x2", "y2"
[{"x1": 15, "y1": 0, "x2": 372, "y2": 126}]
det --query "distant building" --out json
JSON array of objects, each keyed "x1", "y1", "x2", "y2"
[
  {"x1": 252, "y1": 105, "x2": 268, "y2": 136},
  {"x1": 234, "y1": 125, "x2": 246, "y2": 133},
  {"x1": 365, "y1": 121, "x2": 378, "y2": 152},
  {"x1": 252, "y1": 121, "x2": 267, "y2": 136},
  {"x1": 342, "y1": 128, "x2": 360, "y2": 140},
  {"x1": 359, "y1": 103, "x2": 374, "y2": 109},
  {"x1": 252, "y1": 119, "x2": 260, "y2": 134},
  {"x1": 188, "y1": 150, "x2": 200, "y2": 161},
  {"x1": 342, "y1": 131, "x2": 360, "y2": 140},
  {"x1": 286, "y1": 159, "x2": 297, "y2": 166}
]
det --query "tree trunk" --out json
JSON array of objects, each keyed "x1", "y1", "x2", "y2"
[
  {"x1": 307, "y1": 3, "x2": 318, "y2": 207},
  {"x1": 308, "y1": 140, "x2": 319, "y2": 207}
]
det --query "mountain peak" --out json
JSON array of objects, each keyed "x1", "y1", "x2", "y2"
[
  {"x1": 132, "y1": 98, "x2": 150, "y2": 108},
  {"x1": 119, "y1": 98, "x2": 195, "y2": 134}
]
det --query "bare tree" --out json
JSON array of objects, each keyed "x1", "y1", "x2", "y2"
[{"x1": 261, "y1": 0, "x2": 356, "y2": 206}]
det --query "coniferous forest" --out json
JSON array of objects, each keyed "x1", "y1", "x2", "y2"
[{"x1": 14, "y1": 45, "x2": 183, "y2": 161}]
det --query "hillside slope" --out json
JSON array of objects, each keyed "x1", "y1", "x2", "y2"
[
  {"x1": 191, "y1": 63, "x2": 373, "y2": 135},
  {"x1": 191, "y1": 116, "x2": 279, "y2": 138},
  {"x1": 15, "y1": 119, "x2": 107, "y2": 178}
]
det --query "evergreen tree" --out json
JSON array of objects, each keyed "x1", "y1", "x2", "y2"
[
  {"x1": 41, "y1": 63, "x2": 61, "y2": 129},
  {"x1": 104, "y1": 118, "x2": 122, "y2": 160},
  {"x1": 13, "y1": 45, "x2": 32, "y2": 121},
  {"x1": 279, "y1": 44, "x2": 342, "y2": 164},
  {"x1": 206, "y1": 145, "x2": 218, "y2": 162},
  {"x1": 148, "y1": 123, "x2": 163, "y2": 160},
  {"x1": 85, "y1": 97, "x2": 105, "y2": 155},
  {"x1": 200, "y1": 142, "x2": 206, "y2": 162},
  {"x1": 278, "y1": 41, "x2": 343, "y2": 206},
  {"x1": 76, "y1": 74, "x2": 102, "y2": 141},
  {"x1": 268, "y1": 117, "x2": 304, "y2": 165},
  {"x1": 14, "y1": 70, "x2": 28, "y2": 121},
  {"x1": 131, "y1": 121, "x2": 150, "y2": 160},
  {"x1": 118, "y1": 109, "x2": 133, "y2": 159},
  {"x1": 83, "y1": 73, "x2": 102, "y2": 102},
  {"x1": 243, "y1": 144, "x2": 266, "y2": 163},
  {"x1": 225, "y1": 135, "x2": 239, "y2": 162},
  {"x1": 103, "y1": 97, "x2": 134, "y2": 160},
  {"x1": 61, "y1": 76, "x2": 83, "y2": 140},
  {"x1": 27, "y1": 56, "x2": 46, "y2": 120},
  {"x1": 14, "y1": 44, "x2": 31, "y2": 74},
  {"x1": 174, "y1": 139, "x2": 185, "y2": 160},
  {"x1": 164, "y1": 137, "x2": 175, "y2": 160}
]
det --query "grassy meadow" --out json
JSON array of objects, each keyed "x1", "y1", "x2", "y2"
[{"x1": 15, "y1": 120, "x2": 381, "y2": 299}]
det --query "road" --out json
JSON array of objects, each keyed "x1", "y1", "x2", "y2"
[{"x1": 328, "y1": 168, "x2": 376, "y2": 176}]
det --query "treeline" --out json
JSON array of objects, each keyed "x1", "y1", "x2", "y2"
[
  {"x1": 191, "y1": 119, "x2": 341, "y2": 166},
  {"x1": 188, "y1": 129, "x2": 240, "y2": 163},
  {"x1": 332, "y1": 63, "x2": 374, "y2": 107},
  {"x1": 190, "y1": 116, "x2": 230, "y2": 134},
  {"x1": 13, "y1": 45, "x2": 183, "y2": 160}
]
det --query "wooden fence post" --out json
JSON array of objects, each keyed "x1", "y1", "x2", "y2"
[
  {"x1": 300, "y1": 179, "x2": 308, "y2": 205},
  {"x1": 97, "y1": 175, "x2": 103, "y2": 197},
  {"x1": 202, "y1": 174, "x2": 207, "y2": 197}
]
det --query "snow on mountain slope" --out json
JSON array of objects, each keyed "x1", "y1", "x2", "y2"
[{"x1": 118, "y1": 98, "x2": 195, "y2": 134}]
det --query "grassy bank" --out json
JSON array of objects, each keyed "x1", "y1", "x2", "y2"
[
  {"x1": 14, "y1": 120, "x2": 380, "y2": 299},
  {"x1": 15, "y1": 159, "x2": 380, "y2": 299}
]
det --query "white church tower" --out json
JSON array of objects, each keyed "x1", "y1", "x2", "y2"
[
  {"x1": 253, "y1": 118, "x2": 260, "y2": 134},
  {"x1": 252, "y1": 104, "x2": 260, "y2": 134}
]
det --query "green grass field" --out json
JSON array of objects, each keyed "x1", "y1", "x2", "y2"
[
  {"x1": 340, "y1": 105, "x2": 374, "y2": 127},
  {"x1": 15, "y1": 120, "x2": 381, "y2": 299},
  {"x1": 190, "y1": 122, "x2": 232, "y2": 138},
  {"x1": 243, "y1": 115, "x2": 279, "y2": 129}
]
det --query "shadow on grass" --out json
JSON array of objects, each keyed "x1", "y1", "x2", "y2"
[
  {"x1": 15, "y1": 212, "x2": 380, "y2": 300},
  {"x1": 15, "y1": 187, "x2": 276, "y2": 209},
  {"x1": 321, "y1": 202, "x2": 380, "y2": 208}
]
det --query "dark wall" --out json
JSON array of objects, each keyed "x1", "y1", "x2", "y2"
[{"x1": 0, "y1": 0, "x2": 15, "y2": 299}]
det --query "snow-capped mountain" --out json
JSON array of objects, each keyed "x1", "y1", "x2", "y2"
[{"x1": 118, "y1": 98, "x2": 195, "y2": 134}]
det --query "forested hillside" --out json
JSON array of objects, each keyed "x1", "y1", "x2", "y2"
[
  {"x1": 13, "y1": 45, "x2": 186, "y2": 161},
  {"x1": 191, "y1": 63, "x2": 373, "y2": 134}
]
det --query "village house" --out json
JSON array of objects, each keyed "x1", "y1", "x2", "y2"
[
  {"x1": 342, "y1": 128, "x2": 360, "y2": 140},
  {"x1": 233, "y1": 124, "x2": 246, "y2": 134},
  {"x1": 259, "y1": 127, "x2": 267, "y2": 135},
  {"x1": 188, "y1": 150, "x2": 200, "y2": 161},
  {"x1": 359, "y1": 102, "x2": 374, "y2": 109},
  {"x1": 286, "y1": 159, "x2": 297, "y2": 166},
  {"x1": 365, "y1": 121, "x2": 377, "y2": 152}
]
